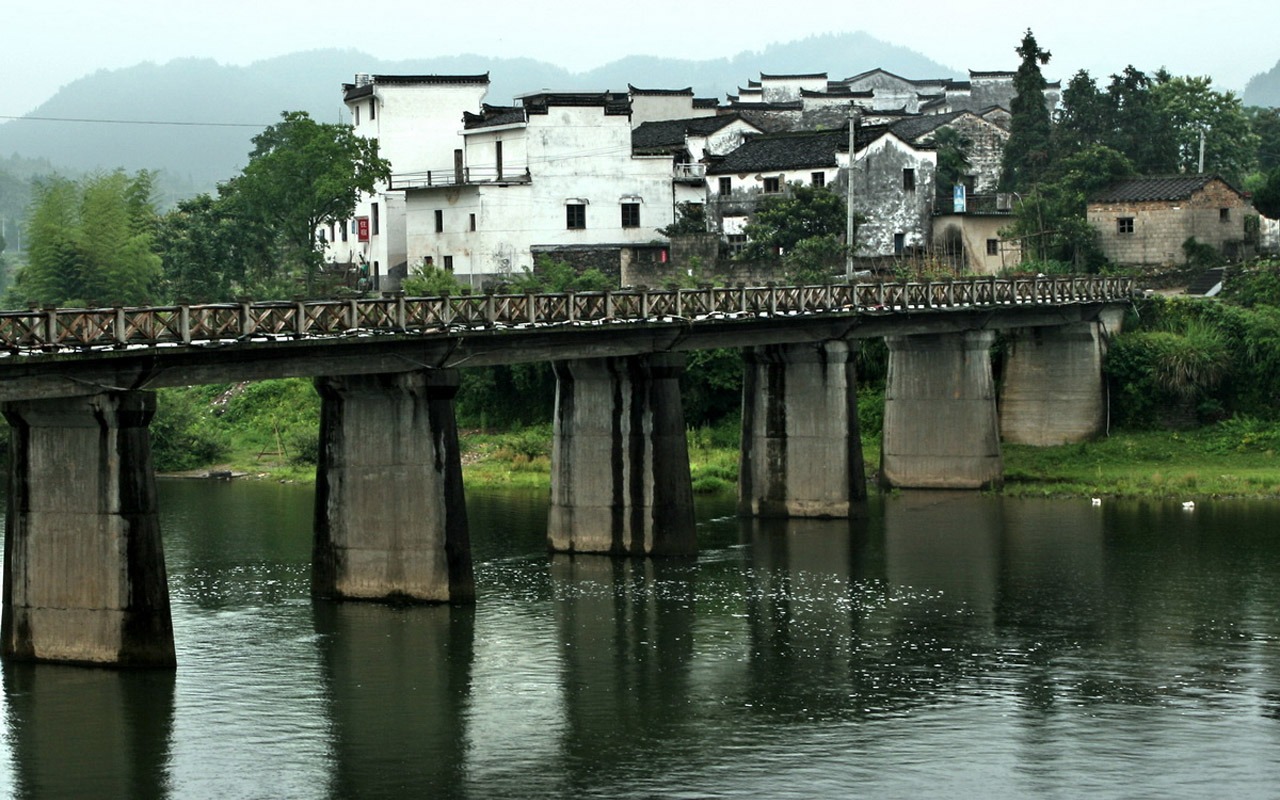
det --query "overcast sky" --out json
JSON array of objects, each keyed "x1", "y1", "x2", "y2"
[{"x1": 3, "y1": 0, "x2": 1277, "y2": 117}]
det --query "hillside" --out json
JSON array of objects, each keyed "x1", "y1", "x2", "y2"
[
  {"x1": 0, "y1": 34, "x2": 958, "y2": 192},
  {"x1": 1244, "y1": 59, "x2": 1280, "y2": 108}
]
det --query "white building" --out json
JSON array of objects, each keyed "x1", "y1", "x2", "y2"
[
  {"x1": 399, "y1": 92, "x2": 685, "y2": 286},
  {"x1": 322, "y1": 73, "x2": 491, "y2": 291}
]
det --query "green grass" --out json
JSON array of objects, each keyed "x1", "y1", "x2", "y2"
[
  {"x1": 153, "y1": 379, "x2": 1280, "y2": 500},
  {"x1": 1002, "y1": 425, "x2": 1280, "y2": 498}
]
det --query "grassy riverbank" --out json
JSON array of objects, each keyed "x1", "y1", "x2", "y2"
[{"x1": 204, "y1": 423, "x2": 1280, "y2": 501}]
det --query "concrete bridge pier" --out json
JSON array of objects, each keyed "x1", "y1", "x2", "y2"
[
  {"x1": 1, "y1": 392, "x2": 175, "y2": 667},
  {"x1": 880, "y1": 331, "x2": 1003, "y2": 490},
  {"x1": 548, "y1": 353, "x2": 696, "y2": 556},
  {"x1": 1000, "y1": 310, "x2": 1125, "y2": 445},
  {"x1": 739, "y1": 341, "x2": 866, "y2": 517},
  {"x1": 313, "y1": 370, "x2": 473, "y2": 604}
]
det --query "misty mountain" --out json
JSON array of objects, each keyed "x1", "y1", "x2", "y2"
[
  {"x1": 0, "y1": 33, "x2": 958, "y2": 194},
  {"x1": 1244, "y1": 59, "x2": 1280, "y2": 108}
]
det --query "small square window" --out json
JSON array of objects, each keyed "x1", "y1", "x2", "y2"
[
  {"x1": 621, "y1": 203, "x2": 641, "y2": 228},
  {"x1": 1117, "y1": 217, "x2": 1134, "y2": 235},
  {"x1": 986, "y1": 239, "x2": 999, "y2": 256},
  {"x1": 763, "y1": 177, "x2": 781, "y2": 194},
  {"x1": 567, "y1": 204, "x2": 586, "y2": 230},
  {"x1": 811, "y1": 172, "x2": 825, "y2": 187},
  {"x1": 902, "y1": 169, "x2": 916, "y2": 191},
  {"x1": 718, "y1": 177, "x2": 732, "y2": 195},
  {"x1": 726, "y1": 233, "x2": 748, "y2": 256},
  {"x1": 1220, "y1": 208, "x2": 1230, "y2": 222}
]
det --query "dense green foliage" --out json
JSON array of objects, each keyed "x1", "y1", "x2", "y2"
[
  {"x1": 1000, "y1": 30, "x2": 1054, "y2": 192},
  {"x1": 740, "y1": 183, "x2": 848, "y2": 259},
  {"x1": 1004, "y1": 145, "x2": 1135, "y2": 269},
  {"x1": 1105, "y1": 262, "x2": 1280, "y2": 428},
  {"x1": 7, "y1": 170, "x2": 161, "y2": 307}
]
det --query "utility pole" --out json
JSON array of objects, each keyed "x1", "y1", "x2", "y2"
[{"x1": 845, "y1": 106, "x2": 861, "y2": 282}]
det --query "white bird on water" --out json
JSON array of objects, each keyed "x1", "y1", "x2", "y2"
[
  {"x1": 1182, "y1": 501, "x2": 1196, "y2": 511},
  {"x1": 1091, "y1": 498, "x2": 1102, "y2": 506}
]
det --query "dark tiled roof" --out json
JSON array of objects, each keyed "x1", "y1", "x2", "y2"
[
  {"x1": 520, "y1": 92, "x2": 631, "y2": 116},
  {"x1": 889, "y1": 111, "x2": 965, "y2": 143},
  {"x1": 631, "y1": 115, "x2": 746, "y2": 151},
  {"x1": 1090, "y1": 175, "x2": 1240, "y2": 203},
  {"x1": 968, "y1": 70, "x2": 1015, "y2": 79},
  {"x1": 629, "y1": 85, "x2": 694, "y2": 96},
  {"x1": 801, "y1": 88, "x2": 873, "y2": 99},
  {"x1": 706, "y1": 128, "x2": 853, "y2": 174},
  {"x1": 343, "y1": 73, "x2": 489, "y2": 101},
  {"x1": 693, "y1": 98, "x2": 720, "y2": 109},
  {"x1": 760, "y1": 72, "x2": 829, "y2": 80},
  {"x1": 463, "y1": 104, "x2": 527, "y2": 130},
  {"x1": 373, "y1": 73, "x2": 490, "y2": 85}
]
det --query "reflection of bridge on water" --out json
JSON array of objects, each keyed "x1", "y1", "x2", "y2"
[{"x1": 0, "y1": 276, "x2": 1131, "y2": 667}]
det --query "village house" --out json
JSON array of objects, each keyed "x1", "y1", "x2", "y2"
[
  {"x1": 323, "y1": 73, "x2": 491, "y2": 291},
  {"x1": 399, "y1": 91, "x2": 682, "y2": 287},
  {"x1": 1087, "y1": 175, "x2": 1257, "y2": 266}
]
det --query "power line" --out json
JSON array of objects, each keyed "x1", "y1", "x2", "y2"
[{"x1": 0, "y1": 114, "x2": 268, "y2": 128}]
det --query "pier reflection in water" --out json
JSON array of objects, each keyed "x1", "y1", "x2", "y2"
[{"x1": 2, "y1": 483, "x2": 1280, "y2": 798}]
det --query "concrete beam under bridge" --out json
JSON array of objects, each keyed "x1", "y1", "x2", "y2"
[
  {"x1": 739, "y1": 341, "x2": 867, "y2": 517},
  {"x1": 1, "y1": 392, "x2": 175, "y2": 666},
  {"x1": 313, "y1": 370, "x2": 474, "y2": 604},
  {"x1": 880, "y1": 331, "x2": 1003, "y2": 490},
  {"x1": 1000, "y1": 309, "x2": 1125, "y2": 446},
  {"x1": 548, "y1": 354, "x2": 696, "y2": 556}
]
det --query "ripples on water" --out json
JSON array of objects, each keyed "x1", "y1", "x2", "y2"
[{"x1": 1, "y1": 485, "x2": 1279, "y2": 798}]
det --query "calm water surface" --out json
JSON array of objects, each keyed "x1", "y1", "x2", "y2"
[{"x1": 2, "y1": 482, "x2": 1279, "y2": 798}]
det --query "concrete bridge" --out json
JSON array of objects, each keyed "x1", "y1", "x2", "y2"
[{"x1": 0, "y1": 276, "x2": 1131, "y2": 667}]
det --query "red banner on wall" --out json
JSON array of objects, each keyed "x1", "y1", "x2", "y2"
[{"x1": 356, "y1": 217, "x2": 370, "y2": 242}]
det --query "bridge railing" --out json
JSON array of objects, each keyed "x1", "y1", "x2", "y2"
[{"x1": 0, "y1": 276, "x2": 1133, "y2": 355}]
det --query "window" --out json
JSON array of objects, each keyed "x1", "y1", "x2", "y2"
[
  {"x1": 469, "y1": 213, "x2": 477, "y2": 232},
  {"x1": 435, "y1": 210, "x2": 444, "y2": 233},
  {"x1": 340, "y1": 220, "x2": 348, "y2": 242},
  {"x1": 894, "y1": 233, "x2": 906, "y2": 255},
  {"x1": 1117, "y1": 217, "x2": 1135, "y2": 235},
  {"x1": 986, "y1": 239, "x2": 999, "y2": 256},
  {"x1": 371, "y1": 202, "x2": 379, "y2": 235},
  {"x1": 726, "y1": 233, "x2": 748, "y2": 256},
  {"x1": 443, "y1": 256, "x2": 454, "y2": 271},
  {"x1": 566, "y1": 204, "x2": 586, "y2": 230},
  {"x1": 718, "y1": 177, "x2": 732, "y2": 195},
  {"x1": 811, "y1": 172, "x2": 825, "y2": 187},
  {"x1": 369, "y1": 100, "x2": 375, "y2": 121},
  {"x1": 763, "y1": 176, "x2": 781, "y2": 194},
  {"x1": 1220, "y1": 207, "x2": 1231, "y2": 223},
  {"x1": 354, "y1": 106, "x2": 359, "y2": 126},
  {"x1": 621, "y1": 203, "x2": 641, "y2": 228},
  {"x1": 902, "y1": 169, "x2": 916, "y2": 192}
]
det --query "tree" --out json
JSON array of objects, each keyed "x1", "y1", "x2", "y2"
[
  {"x1": 931, "y1": 126, "x2": 972, "y2": 197},
  {"x1": 1000, "y1": 30, "x2": 1054, "y2": 192},
  {"x1": 1153, "y1": 74, "x2": 1258, "y2": 184},
  {"x1": 1106, "y1": 67, "x2": 1179, "y2": 175},
  {"x1": 228, "y1": 111, "x2": 391, "y2": 293},
  {"x1": 1054, "y1": 70, "x2": 1110, "y2": 159},
  {"x1": 1004, "y1": 145, "x2": 1134, "y2": 268},
  {"x1": 1247, "y1": 106, "x2": 1280, "y2": 174},
  {"x1": 8, "y1": 171, "x2": 161, "y2": 307},
  {"x1": 658, "y1": 202, "x2": 709, "y2": 236},
  {"x1": 1253, "y1": 167, "x2": 1280, "y2": 220},
  {"x1": 740, "y1": 183, "x2": 847, "y2": 260}
]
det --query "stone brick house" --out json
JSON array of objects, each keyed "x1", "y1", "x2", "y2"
[{"x1": 1087, "y1": 175, "x2": 1257, "y2": 266}]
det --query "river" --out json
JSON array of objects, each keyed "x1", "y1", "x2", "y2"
[{"x1": 1, "y1": 481, "x2": 1279, "y2": 798}]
